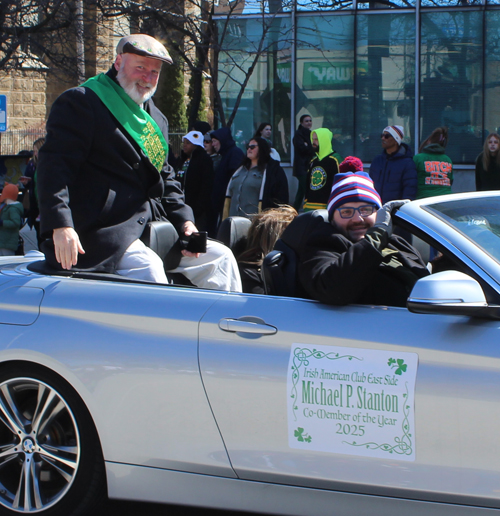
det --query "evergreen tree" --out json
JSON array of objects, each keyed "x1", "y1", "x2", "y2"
[{"x1": 155, "y1": 60, "x2": 187, "y2": 131}]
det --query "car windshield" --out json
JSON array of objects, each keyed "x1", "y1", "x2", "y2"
[{"x1": 425, "y1": 196, "x2": 500, "y2": 264}]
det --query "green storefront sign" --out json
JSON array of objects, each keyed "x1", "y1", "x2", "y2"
[
  {"x1": 277, "y1": 61, "x2": 369, "y2": 89},
  {"x1": 302, "y1": 61, "x2": 368, "y2": 89},
  {"x1": 303, "y1": 61, "x2": 353, "y2": 89}
]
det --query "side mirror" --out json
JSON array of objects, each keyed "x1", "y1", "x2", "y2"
[{"x1": 407, "y1": 271, "x2": 489, "y2": 317}]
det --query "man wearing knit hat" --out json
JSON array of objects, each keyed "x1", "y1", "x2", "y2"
[
  {"x1": 38, "y1": 34, "x2": 241, "y2": 291},
  {"x1": 368, "y1": 125, "x2": 417, "y2": 205},
  {"x1": 297, "y1": 172, "x2": 428, "y2": 307}
]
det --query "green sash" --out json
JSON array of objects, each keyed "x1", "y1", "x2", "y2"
[{"x1": 82, "y1": 73, "x2": 168, "y2": 173}]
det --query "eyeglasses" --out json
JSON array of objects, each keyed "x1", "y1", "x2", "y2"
[
  {"x1": 247, "y1": 144, "x2": 258, "y2": 150},
  {"x1": 381, "y1": 133, "x2": 392, "y2": 139},
  {"x1": 336, "y1": 205, "x2": 377, "y2": 219}
]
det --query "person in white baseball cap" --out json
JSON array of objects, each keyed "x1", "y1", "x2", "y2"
[{"x1": 175, "y1": 131, "x2": 215, "y2": 232}]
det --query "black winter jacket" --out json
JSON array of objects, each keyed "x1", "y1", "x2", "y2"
[
  {"x1": 210, "y1": 127, "x2": 245, "y2": 222},
  {"x1": 176, "y1": 146, "x2": 214, "y2": 231},
  {"x1": 261, "y1": 158, "x2": 289, "y2": 210},
  {"x1": 292, "y1": 124, "x2": 314, "y2": 178},
  {"x1": 298, "y1": 220, "x2": 429, "y2": 307}
]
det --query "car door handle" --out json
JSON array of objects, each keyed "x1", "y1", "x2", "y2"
[{"x1": 218, "y1": 317, "x2": 277, "y2": 335}]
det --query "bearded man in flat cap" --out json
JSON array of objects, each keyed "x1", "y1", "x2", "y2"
[{"x1": 38, "y1": 34, "x2": 241, "y2": 290}]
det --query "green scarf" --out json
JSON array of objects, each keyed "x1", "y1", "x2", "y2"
[{"x1": 82, "y1": 73, "x2": 168, "y2": 173}]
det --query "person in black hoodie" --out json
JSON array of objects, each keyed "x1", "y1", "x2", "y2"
[
  {"x1": 176, "y1": 130, "x2": 214, "y2": 231},
  {"x1": 210, "y1": 127, "x2": 245, "y2": 235}
]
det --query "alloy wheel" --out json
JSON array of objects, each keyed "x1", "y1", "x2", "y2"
[{"x1": 0, "y1": 377, "x2": 80, "y2": 513}]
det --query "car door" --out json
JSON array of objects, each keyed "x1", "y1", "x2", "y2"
[
  {"x1": 0, "y1": 272, "x2": 236, "y2": 478},
  {"x1": 199, "y1": 291, "x2": 500, "y2": 506}
]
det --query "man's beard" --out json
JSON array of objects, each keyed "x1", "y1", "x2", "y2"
[
  {"x1": 117, "y1": 66, "x2": 157, "y2": 105},
  {"x1": 334, "y1": 219, "x2": 371, "y2": 242},
  {"x1": 345, "y1": 220, "x2": 371, "y2": 242}
]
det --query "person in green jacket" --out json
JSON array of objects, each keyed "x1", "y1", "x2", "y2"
[
  {"x1": 0, "y1": 184, "x2": 23, "y2": 256},
  {"x1": 303, "y1": 128, "x2": 343, "y2": 211},
  {"x1": 413, "y1": 126, "x2": 453, "y2": 200},
  {"x1": 475, "y1": 132, "x2": 500, "y2": 191}
]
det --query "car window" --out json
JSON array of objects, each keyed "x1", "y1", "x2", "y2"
[{"x1": 424, "y1": 196, "x2": 500, "y2": 265}]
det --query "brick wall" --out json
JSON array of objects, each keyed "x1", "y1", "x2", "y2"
[{"x1": 0, "y1": 69, "x2": 48, "y2": 131}]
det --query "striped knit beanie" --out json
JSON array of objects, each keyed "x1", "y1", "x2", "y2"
[
  {"x1": 383, "y1": 125, "x2": 404, "y2": 145},
  {"x1": 327, "y1": 172, "x2": 382, "y2": 220}
]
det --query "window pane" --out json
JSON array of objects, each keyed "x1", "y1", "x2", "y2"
[
  {"x1": 297, "y1": 0, "x2": 353, "y2": 12},
  {"x1": 485, "y1": 11, "x2": 500, "y2": 135},
  {"x1": 355, "y1": 13, "x2": 416, "y2": 161},
  {"x1": 217, "y1": 17, "x2": 293, "y2": 161},
  {"x1": 357, "y1": 0, "x2": 416, "y2": 9},
  {"x1": 214, "y1": 0, "x2": 293, "y2": 14},
  {"x1": 420, "y1": 11, "x2": 483, "y2": 164},
  {"x1": 421, "y1": 0, "x2": 482, "y2": 5},
  {"x1": 296, "y1": 15, "x2": 355, "y2": 158}
]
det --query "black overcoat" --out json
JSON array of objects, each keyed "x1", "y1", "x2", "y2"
[{"x1": 38, "y1": 68, "x2": 193, "y2": 272}]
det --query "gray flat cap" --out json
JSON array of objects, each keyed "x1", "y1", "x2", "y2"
[{"x1": 116, "y1": 34, "x2": 173, "y2": 64}]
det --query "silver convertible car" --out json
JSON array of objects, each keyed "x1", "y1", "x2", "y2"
[{"x1": 1, "y1": 191, "x2": 500, "y2": 516}]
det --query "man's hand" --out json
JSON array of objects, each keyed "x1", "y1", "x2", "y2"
[
  {"x1": 374, "y1": 200, "x2": 410, "y2": 235},
  {"x1": 53, "y1": 227, "x2": 85, "y2": 270},
  {"x1": 181, "y1": 221, "x2": 200, "y2": 258}
]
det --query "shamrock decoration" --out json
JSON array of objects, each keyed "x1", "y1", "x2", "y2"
[
  {"x1": 294, "y1": 427, "x2": 312, "y2": 443},
  {"x1": 388, "y1": 358, "x2": 407, "y2": 375}
]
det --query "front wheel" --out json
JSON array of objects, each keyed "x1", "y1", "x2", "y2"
[{"x1": 0, "y1": 365, "x2": 105, "y2": 515}]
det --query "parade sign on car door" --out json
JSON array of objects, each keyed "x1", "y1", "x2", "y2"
[{"x1": 287, "y1": 344, "x2": 418, "y2": 461}]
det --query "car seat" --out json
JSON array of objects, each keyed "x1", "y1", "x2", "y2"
[
  {"x1": 140, "y1": 220, "x2": 182, "y2": 271},
  {"x1": 262, "y1": 209, "x2": 328, "y2": 297},
  {"x1": 216, "y1": 216, "x2": 252, "y2": 257},
  {"x1": 140, "y1": 220, "x2": 197, "y2": 285}
]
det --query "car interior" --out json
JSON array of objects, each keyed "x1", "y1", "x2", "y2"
[{"x1": 23, "y1": 207, "x2": 497, "y2": 309}]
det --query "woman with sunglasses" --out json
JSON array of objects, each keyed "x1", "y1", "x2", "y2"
[{"x1": 222, "y1": 137, "x2": 288, "y2": 220}]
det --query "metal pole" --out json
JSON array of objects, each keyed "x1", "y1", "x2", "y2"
[
  {"x1": 414, "y1": 0, "x2": 420, "y2": 151},
  {"x1": 291, "y1": 0, "x2": 297, "y2": 166}
]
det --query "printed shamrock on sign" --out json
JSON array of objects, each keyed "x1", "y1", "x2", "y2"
[
  {"x1": 388, "y1": 358, "x2": 407, "y2": 375},
  {"x1": 294, "y1": 427, "x2": 312, "y2": 443}
]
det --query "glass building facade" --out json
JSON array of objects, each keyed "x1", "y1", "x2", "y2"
[{"x1": 216, "y1": 0, "x2": 500, "y2": 165}]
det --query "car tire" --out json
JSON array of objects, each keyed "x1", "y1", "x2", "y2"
[{"x1": 0, "y1": 363, "x2": 106, "y2": 515}]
